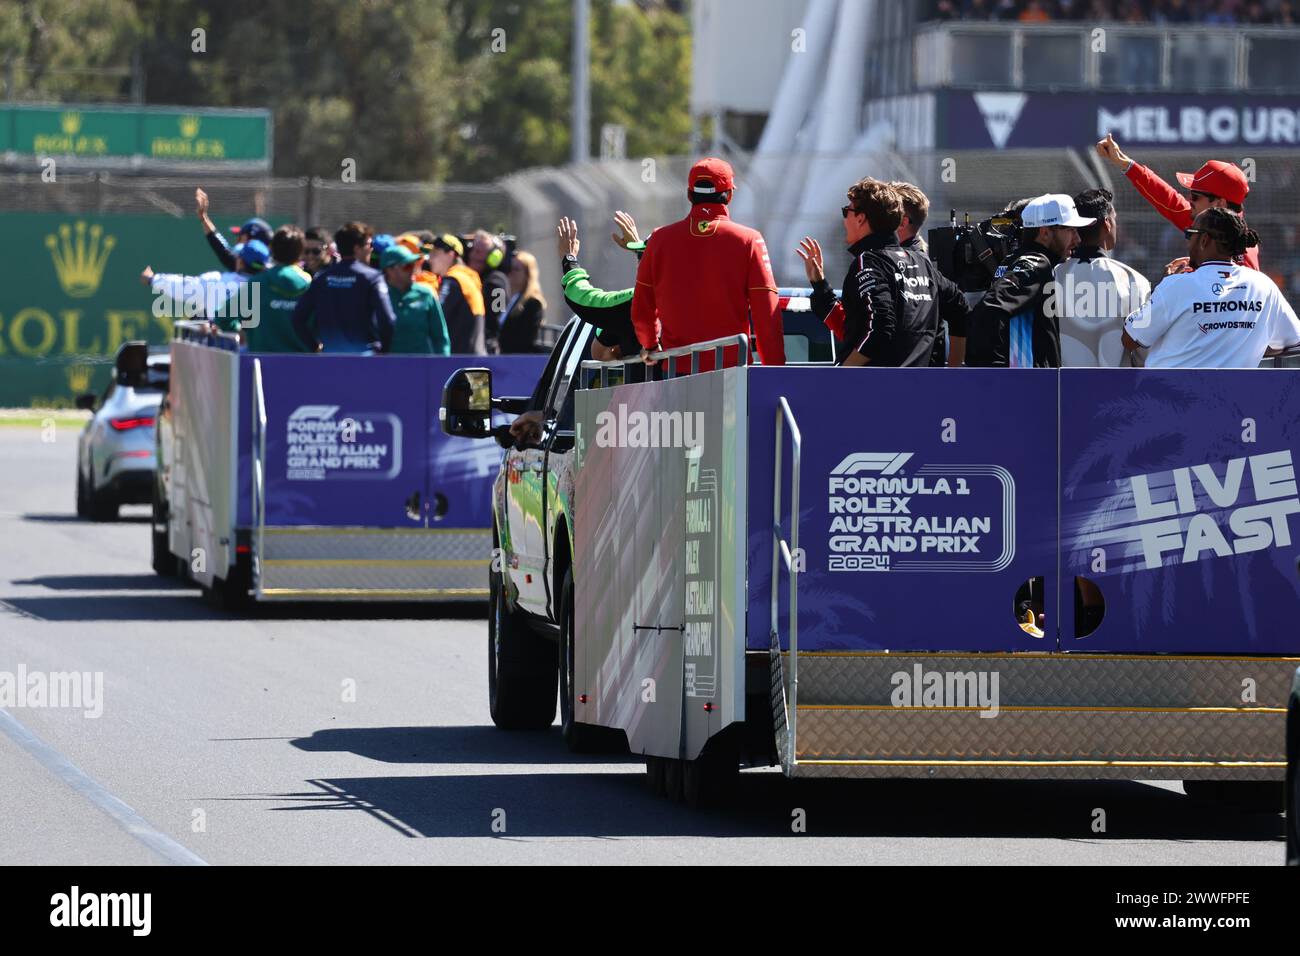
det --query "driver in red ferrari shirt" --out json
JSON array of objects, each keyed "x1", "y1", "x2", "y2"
[
  {"x1": 632, "y1": 157, "x2": 785, "y2": 370},
  {"x1": 1096, "y1": 134, "x2": 1259, "y2": 272}
]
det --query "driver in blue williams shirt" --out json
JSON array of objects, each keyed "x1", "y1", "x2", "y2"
[{"x1": 292, "y1": 221, "x2": 396, "y2": 354}]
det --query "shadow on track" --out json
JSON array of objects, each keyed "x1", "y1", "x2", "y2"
[
  {"x1": 13, "y1": 573, "x2": 182, "y2": 591},
  {"x1": 3, "y1": 572, "x2": 485, "y2": 622},
  {"x1": 22, "y1": 512, "x2": 150, "y2": 525},
  {"x1": 289, "y1": 724, "x2": 634, "y2": 766},
  {"x1": 247, "y1": 764, "x2": 1286, "y2": 842}
]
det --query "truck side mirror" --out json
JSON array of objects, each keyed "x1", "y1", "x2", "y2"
[{"x1": 440, "y1": 367, "x2": 493, "y2": 438}]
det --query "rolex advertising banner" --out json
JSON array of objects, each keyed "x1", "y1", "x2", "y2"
[
  {"x1": 0, "y1": 212, "x2": 239, "y2": 407},
  {"x1": 2, "y1": 105, "x2": 270, "y2": 165}
]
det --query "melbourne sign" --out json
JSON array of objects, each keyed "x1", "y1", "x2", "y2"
[{"x1": 939, "y1": 92, "x2": 1300, "y2": 150}]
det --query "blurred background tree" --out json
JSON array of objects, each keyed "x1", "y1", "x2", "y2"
[{"x1": 0, "y1": 0, "x2": 692, "y2": 183}]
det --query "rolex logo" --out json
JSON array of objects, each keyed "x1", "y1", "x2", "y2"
[
  {"x1": 179, "y1": 115, "x2": 200, "y2": 138},
  {"x1": 46, "y1": 221, "x2": 116, "y2": 298},
  {"x1": 66, "y1": 364, "x2": 94, "y2": 395},
  {"x1": 61, "y1": 111, "x2": 82, "y2": 136}
]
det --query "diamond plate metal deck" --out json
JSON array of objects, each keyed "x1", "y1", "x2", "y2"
[
  {"x1": 257, "y1": 527, "x2": 490, "y2": 600},
  {"x1": 770, "y1": 652, "x2": 1296, "y2": 780}
]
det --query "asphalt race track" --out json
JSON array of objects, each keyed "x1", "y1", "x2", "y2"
[{"x1": 0, "y1": 427, "x2": 1285, "y2": 865}]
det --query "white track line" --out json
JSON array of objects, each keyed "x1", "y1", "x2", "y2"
[{"x1": 0, "y1": 707, "x2": 208, "y2": 866}]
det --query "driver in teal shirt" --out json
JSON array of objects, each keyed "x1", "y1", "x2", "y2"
[{"x1": 382, "y1": 245, "x2": 450, "y2": 355}]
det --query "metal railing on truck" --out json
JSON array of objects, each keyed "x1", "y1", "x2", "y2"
[{"x1": 579, "y1": 333, "x2": 751, "y2": 387}]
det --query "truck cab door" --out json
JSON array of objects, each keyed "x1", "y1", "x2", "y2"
[
  {"x1": 504, "y1": 321, "x2": 582, "y2": 616},
  {"x1": 539, "y1": 325, "x2": 593, "y2": 617}
]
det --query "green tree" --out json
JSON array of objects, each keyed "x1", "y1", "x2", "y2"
[{"x1": 2, "y1": 0, "x2": 693, "y2": 184}]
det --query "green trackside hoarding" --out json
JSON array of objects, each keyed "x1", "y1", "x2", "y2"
[
  {"x1": 2, "y1": 105, "x2": 270, "y2": 165},
  {"x1": 0, "y1": 212, "x2": 246, "y2": 407}
]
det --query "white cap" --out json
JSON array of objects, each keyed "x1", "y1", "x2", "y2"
[{"x1": 1020, "y1": 193, "x2": 1095, "y2": 229}]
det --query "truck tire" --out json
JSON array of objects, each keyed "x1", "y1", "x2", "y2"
[
  {"x1": 75, "y1": 467, "x2": 90, "y2": 518},
  {"x1": 645, "y1": 756, "x2": 668, "y2": 797},
  {"x1": 662, "y1": 757, "x2": 685, "y2": 803},
  {"x1": 86, "y1": 458, "x2": 118, "y2": 522},
  {"x1": 151, "y1": 483, "x2": 174, "y2": 577},
  {"x1": 559, "y1": 568, "x2": 614, "y2": 752},
  {"x1": 682, "y1": 731, "x2": 740, "y2": 809},
  {"x1": 488, "y1": 565, "x2": 556, "y2": 730}
]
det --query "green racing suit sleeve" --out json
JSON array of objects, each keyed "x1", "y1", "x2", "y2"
[{"x1": 560, "y1": 267, "x2": 640, "y2": 356}]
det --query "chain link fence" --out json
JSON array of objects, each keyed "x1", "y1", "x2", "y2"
[{"x1": 0, "y1": 172, "x2": 514, "y2": 236}]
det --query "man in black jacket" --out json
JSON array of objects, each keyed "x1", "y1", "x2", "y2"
[
  {"x1": 797, "y1": 178, "x2": 903, "y2": 366},
  {"x1": 799, "y1": 178, "x2": 951, "y2": 368},
  {"x1": 891, "y1": 181, "x2": 970, "y2": 367},
  {"x1": 965, "y1": 194, "x2": 1093, "y2": 368}
]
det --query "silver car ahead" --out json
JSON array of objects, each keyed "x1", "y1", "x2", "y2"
[{"x1": 75, "y1": 341, "x2": 170, "y2": 522}]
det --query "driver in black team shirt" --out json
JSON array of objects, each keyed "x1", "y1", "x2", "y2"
[{"x1": 890, "y1": 181, "x2": 970, "y2": 367}]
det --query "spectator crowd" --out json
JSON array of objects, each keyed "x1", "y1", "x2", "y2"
[
  {"x1": 141, "y1": 188, "x2": 551, "y2": 356},
  {"x1": 930, "y1": 0, "x2": 1298, "y2": 23}
]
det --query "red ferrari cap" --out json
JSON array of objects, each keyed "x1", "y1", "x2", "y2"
[
  {"x1": 689, "y1": 157, "x2": 735, "y2": 196},
  {"x1": 1176, "y1": 161, "x2": 1249, "y2": 206}
]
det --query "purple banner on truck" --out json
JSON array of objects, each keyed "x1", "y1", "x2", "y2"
[
  {"x1": 234, "y1": 353, "x2": 546, "y2": 529},
  {"x1": 746, "y1": 368, "x2": 1060, "y2": 654},
  {"x1": 1060, "y1": 368, "x2": 1300, "y2": 654}
]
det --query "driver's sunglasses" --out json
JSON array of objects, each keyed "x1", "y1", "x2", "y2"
[
  {"x1": 841, "y1": 205, "x2": 861, "y2": 219},
  {"x1": 303, "y1": 246, "x2": 324, "y2": 257},
  {"x1": 1189, "y1": 190, "x2": 1218, "y2": 203},
  {"x1": 1183, "y1": 227, "x2": 1206, "y2": 239}
]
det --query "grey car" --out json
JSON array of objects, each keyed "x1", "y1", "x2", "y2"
[{"x1": 75, "y1": 342, "x2": 170, "y2": 522}]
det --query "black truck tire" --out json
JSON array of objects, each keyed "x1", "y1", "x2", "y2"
[
  {"x1": 488, "y1": 564, "x2": 557, "y2": 730},
  {"x1": 151, "y1": 483, "x2": 174, "y2": 577}
]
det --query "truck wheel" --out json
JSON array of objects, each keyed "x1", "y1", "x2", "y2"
[
  {"x1": 75, "y1": 467, "x2": 90, "y2": 518},
  {"x1": 86, "y1": 458, "x2": 117, "y2": 522},
  {"x1": 214, "y1": 552, "x2": 254, "y2": 612},
  {"x1": 488, "y1": 566, "x2": 556, "y2": 730},
  {"x1": 646, "y1": 756, "x2": 668, "y2": 796},
  {"x1": 682, "y1": 756, "x2": 738, "y2": 810},
  {"x1": 151, "y1": 484, "x2": 174, "y2": 577},
  {"x1": 1184, "y1": 779, "x2": 1283, "y2": 812},
  {"x1": 662, "y1": 758, "x2": 685, "y2": 803},
  {"x1": 559, "y1": 568, "x2": 611, "y2": 752}
]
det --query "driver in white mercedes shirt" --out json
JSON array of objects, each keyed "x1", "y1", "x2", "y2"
[{"x1": 1123, "y1": 208, "x2": 1300, "y2": 368}]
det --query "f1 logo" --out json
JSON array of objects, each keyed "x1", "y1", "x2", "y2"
[{"x1": 831, "y1": 452, "x2": 913, "y2": 476}]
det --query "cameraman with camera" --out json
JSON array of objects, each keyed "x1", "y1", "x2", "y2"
[{"x1": 965, "y1": 194, "x2": 1094, "y2": 368}]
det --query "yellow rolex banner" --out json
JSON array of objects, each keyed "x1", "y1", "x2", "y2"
[{"x1": 0, "y1": 212, "x2": 241, "y2": 407}]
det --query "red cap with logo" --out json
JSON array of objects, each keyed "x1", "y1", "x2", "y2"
[
  {"x1": 1176, "y1": 161, "x2": 1249, "y2": 206},
  {"x1": 689, "y1": 157, "x2": 735, "y2": 197}
]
